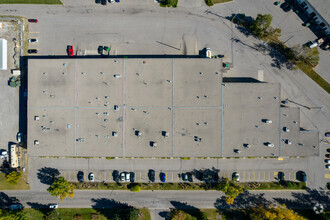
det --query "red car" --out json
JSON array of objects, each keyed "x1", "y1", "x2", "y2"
[
  {"x1": 28, "y1": 19, "x2": 38, "y2": 23},
  {"x1": 326, "y1": 154, "x2": 330, "y2": 158},
  {"x1": 67, "y1": 45, "x2": 73, "y2": 56}
]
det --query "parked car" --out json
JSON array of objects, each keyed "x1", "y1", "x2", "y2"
[
  {"x1": 326, "y1": 165, "x2": 330, "y2": 169},
  {"x1": 125, "y1": 172, "x2": 130, "y2": 182},
  {"x1": 265, "y1": 142, "x2": 274, "y2": 147},
  {"x1": 77, "y1": 171, "x2": 84, "y2": 183},
  {"x1": 17, "y1": 132, "x2": 22, "y2": 142},
  {"x1": 182, "y1": 173, "x2": 188, "y2": 182},
  {"x1": 160, "y1": 172, "x2": 166, "y2": 182},
  {"x1": 326, "y1": 160, "x2": 330, "y2": 164},
  {"x1": 232, "y1": 172, "x2": 240, "y2": 182},
  {"x1": 101, "y1": 0, "x2": 107, "y2": 5},
  {"x1": 89, "y1": 172, "x2": 94, "y2": 182},
  {"x1": 28, "y1": 49, "x2": 38, "y2": 54},
  {"x1": 326, "y1": 154, "x2": 330, "y2": 158},
  {"x1": 49, "y1": 204, "x2": 58, "y2": 209},
  {"x1": 297, "y1": 171, "x2": 307, "y2": 183},
  {"x1": 148, "y1": 169, "x2": 155, "y2": 182},
  {"x1": 67, "y1": 45, "x2": 73, "y2": 56},
  {"x1": 113, "y1": 170, "x2": 119, "y2": 182},
  {"x1": 280, "y1": 2, "x2": 292, "y2": 12},
  {"x1": 109, "y1": 0, "x2": 114, "y2": 3},
  {"x1": 325, "y1": 132, "x2": 330, "y2": 137},
  {"x1": 120, "y1": 172, "x2": 125, "y2": 182},
  {"x1": 187, "y1": 172, "x2": 193, "y2": 182},
  {"x1": 130, "y1": 172, "x2": 135, "y2": 182},
  {"x1": 28, "y1": 39, "x2": 38, "y2": 43},
  {"x1": 10, "y1": 204, "x2": 22, "y2": 211},
  {"x1": 95, "y1": 0, "x2": 101, "y2": 3},
  {"x1": 278, "y1": 172, "x2": 285, "y2": 181},
  {"x1": 98, "y1": 46, "x2": 104, "y2": 54},
  {"x1": 28, "y1": 19, "x2": 38, "y2": 23}
]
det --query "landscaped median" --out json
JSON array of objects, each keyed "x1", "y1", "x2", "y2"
[{"x1": 71, "y1": 180, "x2": 306, "y2": 191}]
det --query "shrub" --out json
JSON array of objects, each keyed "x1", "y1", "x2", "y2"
[
  {"x1": 205, "y1": 0, "x2": 214, "y2": 6},
  {"x1": 6, "y1": 171, "x2": 21, "y2": 185},
  {"x1": 130, "y1": 184, "x2": 141, "y2": 192}
]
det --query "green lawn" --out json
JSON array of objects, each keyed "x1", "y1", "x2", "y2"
[
  {"x1": 24, "y1": 208, "x2": 150, "y2": 220},
  {"x1": 0, "y1": 0, "x2": 62, "y2": 4},
  {"x1": 239, "y1": 181, "x2": 306, "y2": 190},
  {"x1": 0, "y1": 173, "x2": 30, "y2": 190}
]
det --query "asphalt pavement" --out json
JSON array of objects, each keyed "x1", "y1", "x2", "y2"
[{"x1": 1, "y1": 189, "x2": 329, "y2": 220}]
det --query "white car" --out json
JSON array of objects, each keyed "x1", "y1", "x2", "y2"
[
  {"x1": 265, "y1": 142, "x2": 274, "y2": 148},
  {"x1": 17, "y1": 132, "x2": 22, "y2": 142},
  {"x1": 125, "y1": 172, "x2": 130, "y2": 182},
  {"x1": 326, "y1": 165, "x2": 330, "y2": 169},
  {"x1": 325, "y1": 160, "x2": 330, "y2": 164},
  {"x1": 49, "y1": 204, "x2": 58, "y2": 209},
  {"x1": 89, "y1": 173, "x2": 94, "y2": 182},
  {"x1": 28, "y1": 38, "x2": 38, "y2": 43},
  {"x1": 232, "y1": 172, "x2": 240, "y2": 182},
  {"x1": 120, "y1": 172, "x2": 125, "y2": 182}
]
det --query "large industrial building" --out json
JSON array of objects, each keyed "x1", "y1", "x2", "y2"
[{"x1": 27, "y1": 58, "x2": 318, "y2": 158}]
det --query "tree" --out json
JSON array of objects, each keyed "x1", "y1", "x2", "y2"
[
  {"x1": 0, "y1": 209, "x2": 26, "y2": 220},
  {"x1": 216, "y1": 178, "x2": 244, "y2": 205},
  {"x1": 6, "y1": 171, "x2": 21, "y2": 185},
  {"x1": 129, "y1": 184, "x2": 141, "y2": 192},
  {"x1": 124, "y1": 207, "x2": 139, "y2": 220},
  {"x1": 47, "y1": 176, "x2": 75, "y2": 201},
  {"x1": 225, "y1": 197, "x2": 235, "y2": 205},
  {"x1": 294, "y1": 45, "x2": 320, "y2": 66},
  {"x1": 249, "y1": 14, "x2": 280, "y2": 38},
  {"x1": 250, "y1": 204, "x2": 304, "y2": 220}
]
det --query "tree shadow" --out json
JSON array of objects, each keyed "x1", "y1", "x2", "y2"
[
  {"x1": 0, "y1": 192, "x2": 20, "y2": 209},
  {"x1": 191, "y1": 167, "x2": 220, "y2": 183},
  {"x1": 274, "y1": 188, "x2": 330, "y2": 210},
  {"x1": 159, "y1": 210, "x2": 170, "y2": 219},
  {"x1": 37, "y1": 167, "x2": 60, "y2": 185},
  {"x1": 26, "y1": 202, "x2": 53, "y2": 216},
  {"x1": 256, "y1": 43, "x2": 295, "y2": 71},
  {"x1": 170, "y1": 201, "x2": 206, "y2": 219},
  {"x1": 214, "y1": 191, "x2": 270, "y2": 210},
  {"x1": 91, "y1": 198, "x2": 137, "y2": 219}
]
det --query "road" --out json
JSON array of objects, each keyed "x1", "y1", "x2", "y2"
[
  {"x1": 1, "y1": 189, "x2": 329, "y2": 219},
  {"x1": 0, "y1": 0, "x2": 329, "y2": 190}
]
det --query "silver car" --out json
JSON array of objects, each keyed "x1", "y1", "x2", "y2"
[{"x1": 120, "y1": 172, "x2": 125, "y2": 182}]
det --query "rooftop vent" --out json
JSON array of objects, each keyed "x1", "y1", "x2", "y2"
[
  {"x1": 150, "y1": 141, "x2": 157, "y2": 148},
  {"x1": 162, "y1": 131, "x2": 169, "y2": 138}
]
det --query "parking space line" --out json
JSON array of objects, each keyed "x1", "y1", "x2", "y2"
[
  {"x1": 228, "y1": 171, "x2": 230, "y2": 179},
  {"x1": 171, "y1": 172, "x2": 173, "y2": 182},
  {"x1": 243, "y1": 171, "x2": 245, "y2": 181},
  {"x1": 289, "y1": 172, "x2": 291, "y2": 181},
  {"x1": 325, "y1": 174, "x2": 330, "y2": 178},
  {"x1": 258, "y1": 172, "x2": 260, "y2": 181},
  {"x1": 268, "y1": 172, "x2": 270, "y2": 181},
  {"x1": 263, "y1": 172, "x2": 265, "y2": 181},
  {"x1": 29, "y1": 32, "x2": 40, "y2": 33},
  {"x1": 248, "y1": 172, "x2": 250, "y2": 181},
  {"x1": 223, "y1": 172, "x2": 226, "y2": 178},
  {"x1": 104, "y1": 172, "x2": 106, "y2": 181}
]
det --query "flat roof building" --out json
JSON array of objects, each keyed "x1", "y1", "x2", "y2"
[{"x1": 27, "y1": 58, "x2": 318, "y2": 158}]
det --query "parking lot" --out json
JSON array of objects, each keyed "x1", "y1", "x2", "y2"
[{"x1": 60, "y1": 169, "x2": 302, "y2": 183}]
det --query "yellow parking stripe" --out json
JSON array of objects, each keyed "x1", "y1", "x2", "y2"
[
  {"x1": 248, "y1": 172, "x2": 250, "y2": 181},
  {"x1": 289, "y1": 172, "x2": 291, "y2": 180},
  {"x1": 254, "y1": 172, "x2": 255, "y2": 181},
  {"x1": 263, "y1": 172, "x2": 265, "y2": 181},
  {"x1": 171, "y1": 172, "x2": 173, "y2": 181},
  {"x1": 243, "y1": 171, "x2": 245, "y2": 181},
  {"x1": 29, "y1": 32, "x2": 40, "y2": 33},
  {"x1": 258, "y1": 172, "x2": 260, "y2": 181},
  {"x1": 278, "y1": 157, "x2": 283, "y2": 160},
  {"x1": 104, "y1": 172, "x2": 106, "y2": 181},
  {"x1": 268, "y1": 172, "x2": 270, "y2": 181},
  {"x1": 325, "y1": 174, "x2": 330, "y2": 178}
]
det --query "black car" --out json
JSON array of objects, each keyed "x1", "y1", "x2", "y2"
[
  {"x1": 77, "y1": 171, "x2": 84, "y2": 183},
  {"x1": 113, "y1": 170, "x2": 119, "y2": 182},
  {"x1": 28, "y1": 49, "x2": 38, "y2": 54},
  {"x1": 95, "y1": 0, "x2": 101, "y2": 3},
  {"x1": 297, "y1": 171, "x2": 307, "y2": 182},
  {"x1": 278, "y1": 172, "x2": 285, "y2": 182},
  {"x1": 101, "y1": 0, "x2": 107, "y2": 5},
  {"x1": 130, "y1": 172, "x2": 135, "y2": 183},
  {"x1": 182, "y1": 173, "x2": 188, "y2": 182},
  {"x1": 148, "y1": 169, "x2": 155, "y2": 182},
  {"x1": 187, "y1": 172, "x2": 193, "y2": 182},
  {"x1": 98, "y1": 46, "x2": 104, "y2": 54}
]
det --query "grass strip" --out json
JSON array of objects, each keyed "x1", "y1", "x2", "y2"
[
  {"x1": 24, "y1": 208, "x2": 151, "y2": 220},
  {"x1": 0, "y1": 173, "x2": 30, "y2": 190},
  {"x1": 72, "y1": 181, "x2": 306, "y2": 191},
  {"x1": 0, "y1": 0, "x2": 62, "y2": 4}
]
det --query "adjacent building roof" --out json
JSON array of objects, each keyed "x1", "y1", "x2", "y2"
[
  {"x1": 0, "y1": 39, "x2": 7, "y2": 70},
  {"x1": 27, "y1": 58, "x2": 318, "y2": 158}
]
